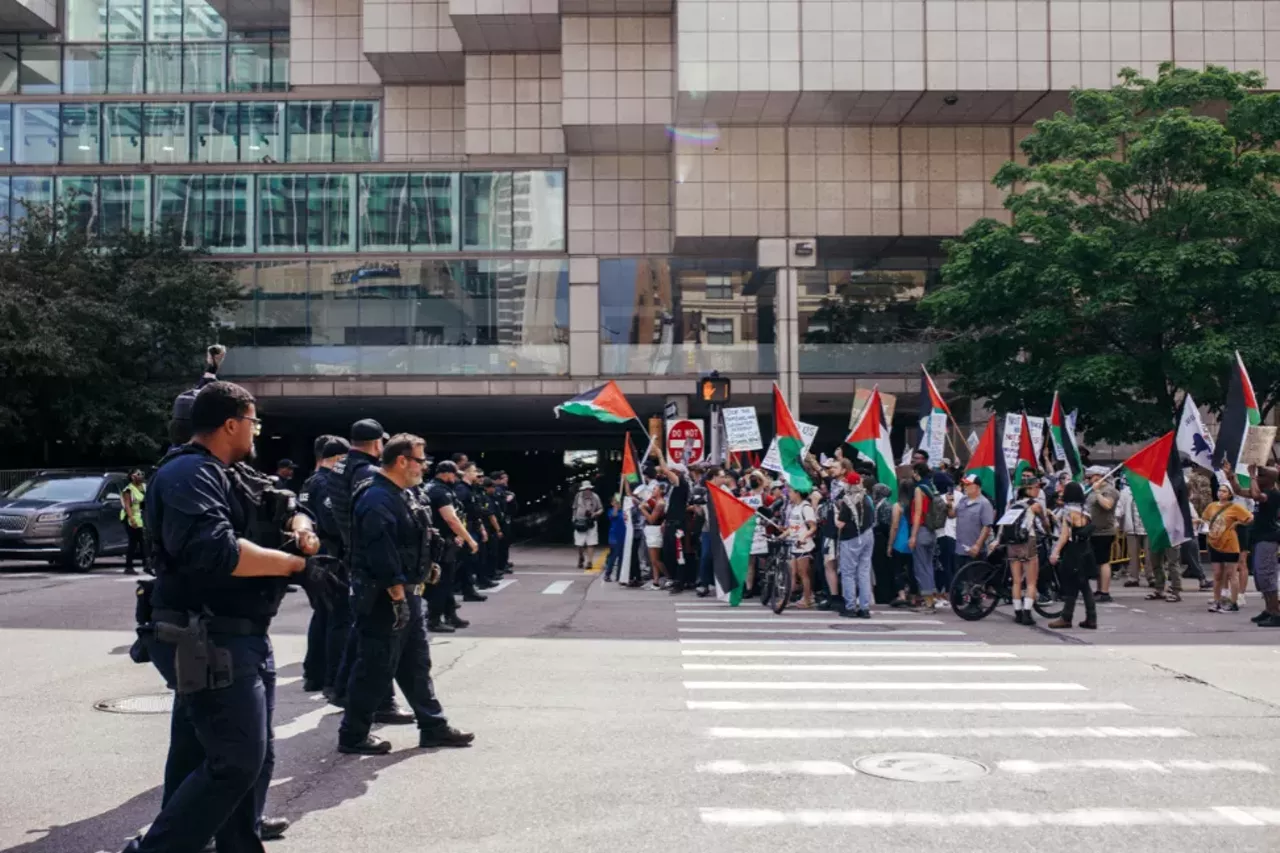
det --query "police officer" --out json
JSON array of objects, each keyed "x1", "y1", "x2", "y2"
[
  {"x1": 495, "y1": 471, "x2": 517, "y2": 573},
  {"x1": 452, "y1": 463, "x2": 489, "y2": 605},
  {"x1": 337, "y1": 434, "x2": 475, "y2": 755},
  {"x1": 425, "y1": 461, "x2": 479, "y2": 632},
  {"x1": 481, "y1": 477, "x2": 504, "y2": 583},
  {"x1": 124, "y1": 381, "x2": 342, "y2": 853},
  {"x1": 299, "y1": 435, "x2": 349, "y2": 695}
]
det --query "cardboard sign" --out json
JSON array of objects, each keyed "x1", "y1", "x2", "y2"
[
  {"x1": 917, "y1": 411, "x2": 948, "y2": 466},
  {"x1": 1241, "y1": 425, "x2": 1278, "y2": 466},
  {"x1": 761, "y1": 421, "x2": 820, "y2": 473},
  {"x1": 1002, "y1": 413, "x2": 1045, "y2": 474},
  {"x1": 849, "y1": 388, "x2": 898, "y2": 430},
  {"x1": 722, "y1": 406, "x2": 764, "y2": 452}
]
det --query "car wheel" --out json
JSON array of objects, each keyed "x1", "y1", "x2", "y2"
[{"x1": 64, "y1": 527, "x2": 99, "y2": 573}]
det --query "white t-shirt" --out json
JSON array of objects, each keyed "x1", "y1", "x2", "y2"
[
  {"x1": 942, "y1": 488, "x2": 961, "y2": 539},
  {"x1": 788, "y1": 502, "x2": 817, "y2": 553}
]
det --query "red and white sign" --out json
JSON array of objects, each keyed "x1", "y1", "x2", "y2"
[{"x1": 665, "y1": 418, "x2": 705, "y2": 465}]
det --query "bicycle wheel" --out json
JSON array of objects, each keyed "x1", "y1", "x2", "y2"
[
  {"x1": 949, "y1": 560, "x2": 1000, "y2": 621},
  {"x1": 771, "y1": 556, "x2": 793, "y2": 615},
  {"x1": 1033, "y1": 565, "x2": 1065, "y2": 619}
]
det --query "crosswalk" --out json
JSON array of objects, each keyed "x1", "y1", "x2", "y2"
[{"x1": 671, "y1": 599, "x2": 1279, "y2": 838}]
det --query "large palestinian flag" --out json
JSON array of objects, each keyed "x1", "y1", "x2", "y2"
[
  {"x1": 554, "y1": 380, "x2": 638, "y2": 424},
  {"x1": 1050, "y1": 392, "x2": 1083, "y2": 482},
  {"x1": 1121, "y1": 432, "x2": 1193, "y2": 552},
  {"x1": 707, "y1": 485, "x2": 757, "y2": 606},
  {"x1": 622, "y1": 433, "x2": 640, "y2": 485},
  {"x1": 916, "y1": 366, "x2": 952, "y2": 464},
  {"x1": 772, "y1": 383, "x2": 813, "y2": 494},
  {"x1": 1213, "y1": 352, "x2": 1261, "y2": 487},
  {"x1": 1012, "y1": 412, "x2": 1038, "y2": 487},
  {"x1": 966, "y1": 413, "x2": 1010, "y2": 515},
  {"x1": 846, "y1": 385, "x2": 896, "y2": 487}
]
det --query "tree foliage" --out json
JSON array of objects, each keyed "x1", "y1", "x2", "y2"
[
  {"x1": 923, "y1": 64, "x2": 1280, "y2": 443},
  {"x1": 804, "y1": 271, "x2": 931, "y2": 345},
  {"x1": 0, "y1": 200, "x2": 240, "y2": 466}
]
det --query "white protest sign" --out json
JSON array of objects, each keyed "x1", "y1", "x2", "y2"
[
  {"x1": 917, "y1": 411, "x2": 948, "y2": 466},
  {"x1": 1002, "y1": 413, "x2": 1045, "y2": 474},
  {"x1": 722, "y1": 406, "x2": 763, "y2": 452},
  {"x1": 966, "y1": 431, "x2": 980, "y2": 452},
  {"x1": 761, "y1": 421, "x2": 820, "y2": 473}
]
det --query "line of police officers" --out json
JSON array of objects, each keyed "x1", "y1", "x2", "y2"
[{"x1": 124, "y1": 357, "x2": 515, "y2": 852}]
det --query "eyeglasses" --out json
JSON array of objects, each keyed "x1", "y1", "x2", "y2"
[
  {"x1": 238, "y1": 415, "x2": 262, "y2": 436},
  {"x1": 407, "y1": 456, "x2": 429, "y2": 465}
]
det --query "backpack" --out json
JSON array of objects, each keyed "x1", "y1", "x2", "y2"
[
  {"x1": 998, "y1": 504, "x2": 1031, "y2": 546},
  {"x1": 922, "y1": 485, "x2": 949, "y2": 531}
]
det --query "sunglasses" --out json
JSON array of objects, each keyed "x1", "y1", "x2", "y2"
[{"x1": 237, "y1": 415, "x2": 263, "y2": 436}]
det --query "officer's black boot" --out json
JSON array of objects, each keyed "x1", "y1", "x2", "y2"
[
  {"x1": 338, "y1": 734, "x2": 393, "y2": 755},
  {"x1": 418, "y1": 725, "x2": 475, "y2": 749},
  {"x1": 260, "y1": 816, "x2": 290, "y2": 841}
]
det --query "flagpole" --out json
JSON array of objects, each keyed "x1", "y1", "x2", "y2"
[{"x1": 921, "y1": 363, "x2": 968, "y2": 464}]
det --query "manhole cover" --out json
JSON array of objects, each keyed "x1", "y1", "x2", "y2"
[
  {"x1": 853, "y1": 753, "x2": 988, "y2": 783},
  {"x1": 94, "y1": 694, "x2": 173, "y2": 715}
]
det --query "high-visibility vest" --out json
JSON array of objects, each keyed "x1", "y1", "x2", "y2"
[{"x1": 122, "y1": 483, "x2": 145, "y2": 527}]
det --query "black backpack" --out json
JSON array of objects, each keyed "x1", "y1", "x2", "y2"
[{"x1": 998, "y1": 505, "x2": 1031, "y2": 545}]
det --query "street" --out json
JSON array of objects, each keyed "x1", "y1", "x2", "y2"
[{"x1": 2, "y1": 546, "x2": 1279, "y2": 853}]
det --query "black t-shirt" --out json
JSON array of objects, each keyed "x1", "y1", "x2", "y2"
[
  {"x1": 837, "y1": 494, "x2": 874, "y2": 540},
  {"x1": 665, "y1": 475, "x2": 690, "y2": 520},
  {"x1": 1252, "y1": 489, "x2": 1280, "y2": 543},
  {"x1": 425, "y1": 479, "x2": 456, "y2": 534}
]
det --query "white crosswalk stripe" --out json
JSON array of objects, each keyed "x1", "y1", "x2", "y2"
[
  {"x1": 681, "y1": 649, "x2": 1016, "y2": 658},
  {"x1": 676, "y1": 617, "x2": 944, "y2": 624},
  {"x1": 688, "y1": 700, "x2": 1133, "y2": 712},
  {"x1": 707, "y1": 726, "x2": 1195, "y2": 740},
  {"x1": 679, "y1": 627, "x2": 967, "y2": 636},
  {"x1": 685, "y1": 680, "x2": 1088, "y2": 691},
  {"x1": 699, "y1": 806, "x2": 1280, "y2": 828},
  {"x1": 682, "y1": 663, "x2": 1046, "y2": 673}
]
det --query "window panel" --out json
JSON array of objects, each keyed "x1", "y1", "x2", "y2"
[
  {"x1": 257, "y1": 174, "x2": 305, "y2": 252},
  {"x1": 333, "y1": 101, "x2": 378, "y2": 163},
  {"x1": 154, "y1": 174, "x2": 200, "y2": 247},
  {"x1": 408, "y1": 173, "x2": 457, "y2": 251},
  {"x1": 358, "y1": 174, "x2": 410, "y2": 251},
  {"x1": 0, "y1": 104, "x2": 10, "y2": 164},
  {"x1": 58, "y1": 176, "x2": 100, "y2": 238},
  {"x1": 269, "y1": 39, "x2": 288, "y2": 91},
  {"x1": 183, "y1": 42, "x2": 226, "y2": 93},
  {"x1": 99, "y1": 175, "x2": 149, "y2": 237},
  {"x1": 0, "y1": 177, "x2": 9, "y2": 232},
  {"x1": 143, "y1": 103, "x2": 190, "y2": 163},
  {"x1": 183, "y1": 0, "x2": 227, "y2": 40},
  {"x1": 0, "y1": 44, "x2": 17, "y2": 93},
  {"x1": 461, "y1": 173, "x2": 513, "y2": 250},
  {"x1": 307, "y1": 174, "x2": 355, "y2": 252},
  {"x1": 228, "y1": 41, "x2": 269, "y2": 93},
  {"x1": 103, "y1": 103, "x2": 143, "y2": 163},
  {"x1": 106, "y1": 43, "x2": 145, "y2": 93},
  {"x1": 64, "y1": 45, "x2": 108, "y2": 94},
  {"x1": 66, "y1": 0, "x2": 110, "y2": 41},
  {"x1": 512, "y1": 170, "x2": 565, "y2": 251},
  {"x1": 147, "y1": 0, "x2": 184, "y2": 40},
  {"x1": 11, "y1": 176, "x2": 53, "y2": 223},
  {"x1": 286, "y1": 101, "x2": 333, "y2": 164},
  {"x1": 146, "y1": 44, "x2": 182, "y2": 92},
  {"x1": 19, "y1": 44, "x2": 61, "y2": 94},
  {"x1": 61, "y1": 103, "x2": 102, "y2": 165},
  {"x1": 203, "y1": 174, "x2": 249, "y2": 252},
  {"x1": 108, "y1": 0, "x2": 145, "y2": 41},
  {"x1": 193, "y1": 102, "x2": 238, "y2": 163},
  {"x1": 254, "y1": 261, "x2": 310, "y2": 347},
  {"x1": 14, "y1": 104, "x2": 59, "y2": 164},
  {"x1": 241, "y1": 101, "x2": 283, "y2": 162}
]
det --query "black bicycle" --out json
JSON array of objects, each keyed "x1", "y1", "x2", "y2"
[
  {"x1": 758, "y1": 533, "x2": 793, "y2": 615},
  {"x1": 949, "y1": 549, "x2": 1063, "y2": 622}
]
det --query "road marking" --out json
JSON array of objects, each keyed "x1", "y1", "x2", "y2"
[
  {"x1": 489, "y1": 578, "x2": 518, "y2": 593},
  {"x1": 677, "y1": 617, "x2": 945, "y2": 625},
  {"x1": 680, "y1": 638, "x2": 989, "y2": 646},
  {"x1": 681, "y1": 649, "x2": 1016, "y2": 659},
  {"x1": 697, "y1": 760, "x2": 857, "y2": 777},
  {"x1": 707, "y1": 726, "x2": 1193, "y2": 740},
  {"x1": 276, "y1": 676, "x2": 302, "y2": 687},
  {"x1": 542, "y1": 580, "x2": 574, "y2": 594},
  {"x1": 683, "y1": 663, "x2": 1045, "y2": 673},
  {"x1": 689, "y1": 701, "x2": 1133, "y2": 712},
  {"x1": 998, "y1": 759, "x2": 1272, "y2": 775},
  {"x1": 516, "y1": 571, "x2": 590, "y2": 576},
  {"x1": 699, "y1": 806, "x2": 1280, "y2": 828},
  {"x1": 679, "y1": 627, "x2": 968, "y2": 636},
  {"x1": 269, "y1": 776, "x2": 294, "y2": 787},
  {"x1": 685, "y1": 681, "x2": 1086, "y2": 692},
  {"x1": 275, "y1": 706, "x2": 342, "y2": 741}
]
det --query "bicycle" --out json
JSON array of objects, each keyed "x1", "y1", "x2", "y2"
[
  {"x1": 949, "y1": 547, "x2": 1064, "y2": 622},
  {"x1": 758, "y1": 532, "x2": 793, "y2": 615}
]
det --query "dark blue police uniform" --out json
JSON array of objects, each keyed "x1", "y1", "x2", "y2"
[
  {"x1": 338, "y1": 472, "x2": 448, "y2": 747},
  {"x1": 134, "y1": 444, "x2": 285, "y2": 853},
  {"x1": 425, "y1": 478, "x2": 461, "y2": 626},
  {"x1": 300, "y1": 466, "x2": 343, "y2": 691},
  {"x1": 325, "y1": 449, "x2": 379, "y2": 700},
  {"x1": 452, "y1": 479, "x2": 485, "y2": 596}
]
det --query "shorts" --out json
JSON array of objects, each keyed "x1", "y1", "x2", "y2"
[
  {"x1": 1254, "y1": 540, "x2": 1278, "y2": 594},
  {"x1": 574, "y1": 527, "x2": 598, "y2": 547},
  {"x1": 750, "y1": 525, "x2": 768, "y2": 556},
  {"x1": 1207, "y1": 547, "x2": 1239, "y2": 565},
  {"x1": 1005, "y1": 541, "x2": 1036, "y2": 562},
  {"x1": 791, "y1": 546, "x2": 814, "y2": 559},
  {"x1": 644, "y1": 525, "x2": 663, "y2": 549}
]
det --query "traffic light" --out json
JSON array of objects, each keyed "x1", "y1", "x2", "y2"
[{"x1": 698, "y1": 372, "x2": 731, "y2": 403}]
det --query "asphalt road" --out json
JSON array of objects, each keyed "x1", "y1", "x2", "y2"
[{"x1": 2, "y1": 546, "x2": 1279, "y2": 853}]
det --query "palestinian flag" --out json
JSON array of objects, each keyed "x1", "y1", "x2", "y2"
[
  {"x1": 772, "y1": 383, "x2": 813, "y2": 493},
  {"x1": 846, "y1": 385, "x2": 896, "y2": 487},
  {"x1": 916, "y1": 367, "x2": 951, "y2": 466},
  {"x1": 554, "y1": 380, "x2": 637, "y2": 424},
  {"x1": 1050, "y1": 392, "x2": 1083, "y2": 482},
  {"x1": 966, "y1": 413, "x2": 1010, "y2": 515},
  {"x1": 707, "y1": 485, "x2": 757, "y2": 606},
  {"x1": 1012, "y1": 412, "x2": 1038, "y2": 487},
  {"x1": 1213, "y1": 352, "x2": 1262, "y2": 487},
  {"x1": 622, "y1": 433, "x2": 640, "y2": 485},
  {"x1": 1121, "y1": 432, "x2": 1193, "y2": 552}
]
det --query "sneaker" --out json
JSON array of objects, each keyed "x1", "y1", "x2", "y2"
[
  {"x1": 889, "y1": 598, "x2": 910, "y2": 608},
  {"x1": 1240, "y1": 593, "x2": 1249, "y2": 606},
  {"x1": 840, "y1": 607, "x2": 859, "y2": 619},
  {"x1": 446, "y1": 616, "x2": 470, "y2": 629},
  {"x1": 1096, "y1": 592, "x2": 1113, "y2": 603},
  {"x1": 1123, "y1": 580, "x2": 1140, "y2": 587},
  {"x1": 642, "y1": 582, "x2": 658, "y2": 591},
  {"x1": 856, "y1": 609, "x2": 871, "y2": 619},
  {"x1": 1208, "y1": 600, "x2": 1223, "y2": 613},
  {"x1": 695, "y1": 585, "x2": 711, "y2": 597},
  {"x1": 668, "y1": 583, "x2": 684, "y2": 595},
  {"x1": 1252, "y1": 610, "x2": 1270, "y2": 624},
  {"x1": 816, "y1": 599, "x2": 834, "y2": 611},
  {"x1": 603, "y1": 574, "x2": 613, "y2": 582},
  {"x1": 1223, "y1": 602, "x2": 1240, "y2": 612},
  {"x1": 1256, "y1": 614, "x2": 1280, "y2": 628},
  {"x1": 1199, "y1": 580, "x2": 1214, "y2": 591}
]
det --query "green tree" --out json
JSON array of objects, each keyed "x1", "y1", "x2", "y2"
[
  {"x1": 0, "y1": 198, "x2": 241, "y2": 466},
  {"x1": 923, "y1": 64, "x2": 1280, "y2": 444}
]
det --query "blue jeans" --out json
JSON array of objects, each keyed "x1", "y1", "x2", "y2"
[
  {"x1": 698, "y1": 531, "x2": 715, "y2": 587},
  {"x1": 839, "y1": 530, "x2": 874, "y2": 611},
  {"x1": 605, "y1": 540, "x2": 623, "y2": 578}
]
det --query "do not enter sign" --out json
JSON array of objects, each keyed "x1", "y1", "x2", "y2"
[{"x1": 666, "y1": 419, "x2": 705, "y2": 465}]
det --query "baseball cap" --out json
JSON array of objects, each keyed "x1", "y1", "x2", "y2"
[
  {"x1": 351, "y1": 418, "x2": 389, "y2": 442},
  {"x1": 1085, "y1": 465, "x2": 1108, "y2": 478},
  {"x1": 320, "y1": 436, "x2": 350, "y2": 459},
  {"x1": 435, "y1": 460, "x2": 458, "y2": 475},
  {"x1": 277, "y1": 458, "x2": 296, "y2": 471},
  {"x1": 844, "y1": 472, "x2": 861, "y2": 485},
  {"x1": 960, "y1": 474, "x2": 980, "y2": 485}
]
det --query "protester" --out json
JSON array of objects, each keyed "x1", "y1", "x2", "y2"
[
  {"x1": 1001, "y1": 475, "x2": 1050, "y2": 626},
  {"x1": 572, "y1": 481, "x2": 603, "y2": 570},
  {"x1": 907, "y1": 463, "x2": 942, "y2": 610},
  {"x1": 951, "y1": 474, "x2": 994, "y2": 563},
  {"x1": 1084, "y1": 466, "x2": 1119, "y2": 602},
  {"x1": 836, "y1": 472, "x2": 875, "y2": 618},
  {"x1": 639, "y1": 474, "x2": 667, "y2": 590},
  {"x1": 1048, "y1": 482, "x2": 1097, "y2": 630},
  {"x1": 886, "y1": 479, "x2": 916, "y2": 607},
  {"x1": 1203, "y1": 482, "x2": 1252, "y2": 612},
  {"x1": 933, "y1": 470, "x2": 958, "y2": 595},
  {"x1": 871, "y1": 482, "x2": 896, "y2": 603},
  {"x1": 786, "y1": 485, "x2": 817, "y2": 608},
  {"x1": 1222, "y1": 463, "x2": 1280, "y2": 626},
  {"x1": 603, "y1": 494, "x2": 626, "y2": 582},
  {"x1": 1116, "y1": 482, "x2": 1151, "y2": 588}
]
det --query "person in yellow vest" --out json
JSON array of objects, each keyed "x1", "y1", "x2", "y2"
[{"x1": 121, "y1": 469, "x2": 149, "y2": 576}]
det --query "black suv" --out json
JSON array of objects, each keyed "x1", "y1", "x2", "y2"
[{"x1": 0, "y1": 472, "x2": 131, "y2": 571}]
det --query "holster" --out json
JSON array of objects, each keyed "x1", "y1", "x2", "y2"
[
  {"x1": 154, "y1": 612, "x2": 235, "y2": 694},
  {"x1": 130, "y1": 579, "x2": 156, "y2": 664}
]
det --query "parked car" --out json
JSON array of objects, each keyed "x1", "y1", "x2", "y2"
[{"x1": 0, "y1": 472, "x2": 131, "y2": 571}]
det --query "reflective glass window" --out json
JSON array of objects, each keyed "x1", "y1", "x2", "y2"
[
  {"x1": 193, "y1": 102, "x2": 238, "y2": 163},
  {"x1": 143, "y1": 103, "x2": 189, "y2": 163},
  {"x1": 0, "y1": 177, "x2": 9, "y2": 232},
  {"x1": 228, "y1": 41, "x2": 269, "y2": 93},
  {"x1": 512, "y1": 170, "x2": 565, "y2": 251},
  {"x1": 146, "y1": 44, "x2": 182, "y2": 92},
  {"x1": 203, "y1": 174, "x2": 249, "y2": 251},
  {"x1": 0, "y1": 104, "x2": 10, "y2": 164},
  {"x1": 257, "y1": 174, "x2": 305, "y2": 252},
  {"x1": 148, "y1": 0, "x2": 184, "y2": 40},
  {"x1": 108, "y1": 0, "x2": 146, "y2": 40},
  {"x1": 408, "y1": 173, "x2": 456, "y2": 251},
  {"x1": 183, "y1": 42, "x2": 226, "y2": 93},
  {"x1": 183, "y1": 0, "x2": 227, "y2": 40},
  {"x1": 13, "y1": 104, "x2": 59, "y2": 164},
  {"x1": 99, "y1": 175, "x2": 149, "y2": 237},
  {"x1": 106, "y1": 44, "x2": 145, "y2": 93},
  {"x1": 103, "y1": 103, "x2": 143, "y2": 163},
  {"x1": 61, "y1": 103, "x2": 102, "y2": 165},
  {"x1": 66, "y1": 0, "x2": 110, "y2": 41},
  {"x1": 241, "y1": 101, "x2": 283, "y2": 162},
  {"x1": 269, "y1": 39, "x2": 288, "y2": 91},
  {"x1": 19, "y1": 44, "x2": 61, "y2": 94},
  {"x1": 64, "y1": 45, "x2": 108, "y2": 94},
  {"x1": 461, "y1": 173, "x2": 513, "y2": 250},
  {"x1": 0, "y1": 44, "x2": 17, "y2": 93},
  {"x1": 154, "y1": 174, "x2": 200, "y2": 247},
  {"x1": 254, "y1": 262, "x2": 310, "y2": 348},
  {"x1": 333, "y1": 101, "x2": 378, "y2": 163},
  {"x1": 58, "y1": 176, "x2": 99, "y2": 237},
  {"x1": 11, "y1": 176, "x2": 53, "y2": 223},
  {"x1": 358, "y1": 174, "x2": 410, "y2": 251},
  {"x1": 307, "y1": 174, "x2": 355, "y2": 252},
  {"x1": 286, "y1": 101, "x2": 333, "y2": 163}
]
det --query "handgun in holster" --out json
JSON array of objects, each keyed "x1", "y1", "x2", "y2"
[
  {"x1": 154, "y1": 612, "x2": 233, "y2": 694},
  {"x1": 129, "y1": 579, "x2": 156, "y2": 664}
]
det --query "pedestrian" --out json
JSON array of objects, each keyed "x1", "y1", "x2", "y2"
[
  {"x1": 1203, "y1": 481, "x2": 1252, "y2": 613},
  {"x1": 870, "y1": 482, "x2": 895, "y2": 603},
  {"x1": 1221, "y1": 463, "x2": 1280, "y2": 626},
  {"x1": 933, "y1": 470, "x2": 958, "y2": 595},
  {"x1": 836, "y1": 472, "x2": 874, "y2": 618},
  {"x1": 337, "y1": 434, "x2": 474, "y2": 755},
  {"x1": 1117, "y1": 482, "x2": 1151, "y2": 588},
  {"x1": 694, "y1": 467, "x2": 730, "y2": 596},
  {"x1": 120, "y1": 468, "x2": 148, "y2": 576},
  {"x1": 604, "y1": 494, "x2": 626, "y2": 582},
  {"x1": 816, "y1": 475, "x2": 842, "y2": 610},
  {"x1": 740, "y1": 470, "x2": 771, "y2": 597},
  {"x1": 951, "y1": 474, "x2": 994, "y2": 563},
  {"x1": 1047, "y1": 482, "x2": 1098, "y2": 630},
  {"x1": 572, "y1": 480, "x2": 603, "y2": 569},
  {"x1": 886, "y1": 479, "x2": 916, "y2": 607},
  {"x1": 786, "y1": 485, "x2": 817, "y2": 607},
  {"x1": 1084, "y1": 466, "x2": 1120, "y2": 602},
  {"x1": 424, "y1": 461, "x2": 479, "y2": 633},
  {"x1": 299, "y1": 434, "x2": 349, "y2": 695},
  {"x1": 1000, "y1": 476, "x2": 1050, "y2": 626},
  {"x1": 907, "y1": 463, "x2": 943, "y2": 610},
  {"x1": 659, "y1": 461, "x2": 693, "y2": 593},
  {"x1": 639, "y1": 474, "x2": 667, "y2": 589}
]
